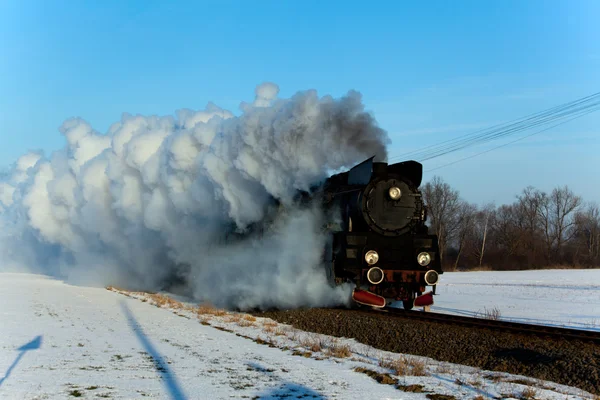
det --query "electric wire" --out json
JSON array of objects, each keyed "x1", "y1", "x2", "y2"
[
  {"x1": 424, "y1": 107, "x2": 599, "y2": 172},
  {"x1": 390, "y1": 92, "x2": 600, "y2": 162},
  {"x1": 387, "y1": 92, "x2": 600, "y2": 164}
]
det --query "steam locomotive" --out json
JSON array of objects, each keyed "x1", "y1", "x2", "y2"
[{"x1": 314, "y1": 157, "x2": 442, "y2": 310}]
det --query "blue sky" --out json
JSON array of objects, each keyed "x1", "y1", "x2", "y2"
[{"x1": 1, "y1": 0, "x2": 598, "y2": 206}]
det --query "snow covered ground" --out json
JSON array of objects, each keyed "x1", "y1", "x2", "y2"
[
  {"x1": 432, "y1": 269, "x2": 600, "y2": 331},
  {"x1": 1, "y1": 272, "x2": 598, "y2": 399}
]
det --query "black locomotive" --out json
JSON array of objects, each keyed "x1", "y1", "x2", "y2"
[{"x1": 315, "y1": 157, "x2": 442, "y2": 310}]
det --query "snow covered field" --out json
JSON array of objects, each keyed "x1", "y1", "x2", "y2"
[
  {"x1": 1, "y1": 272, "x2": 598, "y2": 400},
  {"x1": 432, "y1": 269, "x2": 600, "y2": 331}
]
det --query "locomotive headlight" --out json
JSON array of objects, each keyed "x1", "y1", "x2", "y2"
[
  {"x1": 424, "y1": 270, "x2": 439, "y2": 285},
  {"x1": 417, "y1": 252, "x2": 431, "y2": 266},
  {"x1": 388, "y1": 186, "x2": 402, "y2": 200},
  {"x1": 365, "y1": 250, "x2": 379, "y2": 265},
  {"x1": 367, "y1": 267, "x2": 385, "y2": 284}
]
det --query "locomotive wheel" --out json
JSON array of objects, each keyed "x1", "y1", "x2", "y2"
[{"x1": 402, "y1": 300, "x2": 414, "y2": 311}]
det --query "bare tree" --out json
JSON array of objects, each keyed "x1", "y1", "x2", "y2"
[
  {"x1": 575, "y1": 202, "x2": 600, "y2": 265},
  {"x1": 422, "y1": 176, "x2": 462, "y2": 266},
  {"x1": 538, "y1": 185, "x2": 582, "y2": 261},
  {"x1": 492, "y1": 204, "x2": 521, "y2": 258},
  {"x1": 514, "y1": 186, "x2": 547, "y2": 266}
]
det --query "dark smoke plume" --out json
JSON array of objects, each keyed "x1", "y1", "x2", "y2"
[{"x1": 0, "y1": 83, "x2": 390, "y2": 309}]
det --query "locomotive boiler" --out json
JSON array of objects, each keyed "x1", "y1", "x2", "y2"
[{"x1": 317, "y1": 157, "x2": 442, "y2": 310}]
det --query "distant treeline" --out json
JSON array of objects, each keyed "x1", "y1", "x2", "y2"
[{"x1": 422, "y1": 177, "x2": 600, "y2": 271}]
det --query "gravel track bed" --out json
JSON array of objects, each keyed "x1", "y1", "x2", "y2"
[{"x1": 254, "y1": 308, "x2": 600, "y2": 395}]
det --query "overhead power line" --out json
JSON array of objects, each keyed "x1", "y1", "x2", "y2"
[
  {"x1": 424, "y1": 110, "x2": 597, "y2": 172},
  {"x1": 388, "y1": 91, "x2": 600, "y2": 165}
]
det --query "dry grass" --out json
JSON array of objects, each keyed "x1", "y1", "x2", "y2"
[
  {"x1": 465, "y1": 265, "x2": 493, "y2": 272},
  {"x1": 107, "y1": 286, "x2": 188, "y2": 311},
  {"x1": 274, "y1": 328, "x2": 287, "y2": 336},
  {"x1": 482, "y1": 373, "x2": 503, "y2": 384},
  {"x1": 397, "y1": 384, "x2": 425, "y2": 393},
  {"x1": 196, "y1": 303, "x2": 227, "y2": 316},
  {"x1": 225, "y1": 314, "x2": 241, "y2": 323},
  {"x1": 519, "y1": 387, "x2": 537, "y2": 400},
  {"x1": 379, "y1": 357, "x2": 409, "y2": 376},
  {"x1": 585, "y1": 319, "x2": 599, "y2": 329},
  {"x1": 472, "y1": 396, "x2": 485, "y2": 400},
  {"x1": 325, "y1": 342, "x2": 352, "y2": 358},
  {"x1": 425, "y1": 395, "x2": 457, "y2": 400},
  {"x1": 353, "y1": 367, "x2": 396, "y2": 385},
  {"x1": 435, "y1": 363, "x2": 453, "y2": 374},
  {"x1": 292, "y1": 350, "x2": 312, "y2": 358},
  {"x1": 379, "y1": 356, "x2": 428, "y2": 376},
  {"x1": 299, "y1": 334, "x2": 326, "y2": 353},
  {"x1": 147, "y1": 293, "x2": 184, "y2": 309},
  {"x1": 262, "y1": 321, "x2": 287, "y2": 336},
  {"x1": 407, "y1": 357, "x2": 427, "y2": 376},
  {"x1": 262, "y1": 325, "x2": 275, "y2": 334},
  {"x1": 106, "y1": 285, "x2": 132, "y2": 293},
  {"x1": 477, "y1": 306, "x2": 501, "y2": 320},
  {"x1": 262, "y1": 320, "x2": 278, "y2": 333},
  {"x1": 468, "y1": 378, "x2": 483, "y2": 388},
  {"x1": 286, "y1": 329, "x2": 300, "y2": 342}
]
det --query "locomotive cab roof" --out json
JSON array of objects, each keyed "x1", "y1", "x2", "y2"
[{"x1": 338, "y1": 156, "x2": 423, "y2": 188}]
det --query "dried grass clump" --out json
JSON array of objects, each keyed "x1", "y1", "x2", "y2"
[
  {"x1": 397, "y1": 384, "x2": 425, "y2": 393},
  {"x1": 353, "y1": 367, "x2": 396, "y2": 385},
  {"x1": 480, "y1": 306, "x2": 501, "y2": 320},
  {"x1": 379, "y1": 357, "x2": 409, "y2": 376},
  {"x1": 196, "y1": 303, "x2": 227, "y2": 316},
  {"x1": 468, "y1": 378, "x2": 483, "y2": 388},
  {"x1": 379, "y1": 356, "x2": 427, "y2": 376},
  {"x1": 326, "y1": 342, "x2": 352, "y2": 358},
  {"x1": 519, "y1": 387, "x2": 537, "y2": 400},
  {"x1": 407, "y1": 357, "x2": 427, "y2": 376},
  {"x1": 242, "y1": 315, "x2": 256, "y2": 322},
  {"x1": 299, "y1": 335, "x2": 325, "y2": 353},
  {"x1": 148, "y1": 293, "x2": 183, "y2": 309},
  {"x1": 262, "y1": 320, "x2": 277, "y2": 333},
  {"x1": 225, "y1": 314, "x2": 242, "y2": 323},
  {"x1": 274, "y1": 328, "x2": 287, "y2": 336},
  {"x1": 263, "y1": 320, "x2": 277, "y2": 328},
  {"x1": 292, "y1": 350, "x2": 312, "y2": 358},
  {"x1": 237, "y1": 318, "x2": 255, "y2": 327},
  {"x1": 435, "y1": 363, "x2": 453, "y2": 374},
  {"x1": 262, "y1": 325, "x2": 275, "y2": 334}
]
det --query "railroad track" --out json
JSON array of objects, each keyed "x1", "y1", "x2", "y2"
[{"x1": 361, "y1": 306, "x2": 600, "y2": 344}]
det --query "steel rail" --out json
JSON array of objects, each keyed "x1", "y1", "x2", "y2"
[{"x1": 358, "y1": 307, "x2": 600, "y2": 344}]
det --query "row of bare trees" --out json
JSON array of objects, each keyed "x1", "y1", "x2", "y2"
[{"x1": 422, "y1": 176, "x2": 600, "y2": 271}]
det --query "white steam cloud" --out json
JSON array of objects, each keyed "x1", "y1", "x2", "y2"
[{"x1": 0, "y1": 83, "x2": 389, "y2": 310}]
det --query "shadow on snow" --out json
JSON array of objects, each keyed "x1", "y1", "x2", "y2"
[
  {"x1": 0, "y1": 336, "x2": 42, "y2": 387},
  {"x1": 247, "y1": 361, "x2": 325, "y2": 399},
  {"x1": 120, "y1": 301, "x2": 187, "y2": 400}
]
